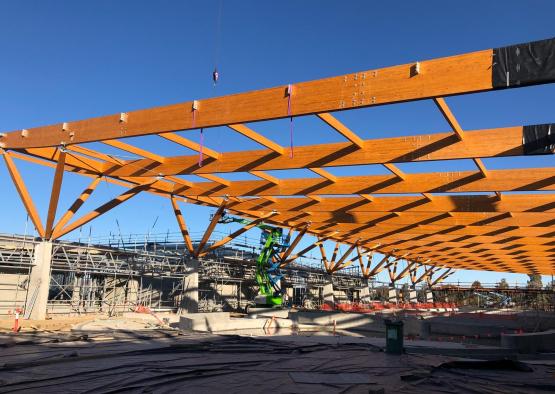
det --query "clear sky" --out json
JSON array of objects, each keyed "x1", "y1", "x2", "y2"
[{"x1": 0, "y1": 1, "x2": 553, "y2": 286}]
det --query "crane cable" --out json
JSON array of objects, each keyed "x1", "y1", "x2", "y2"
[{"x1": 212, "y1": 0, "x2": 223, "y2": 86}]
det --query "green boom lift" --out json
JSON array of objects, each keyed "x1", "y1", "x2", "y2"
[{"x1": 216, "y1": 212, "x2": 289, "y2": 308}]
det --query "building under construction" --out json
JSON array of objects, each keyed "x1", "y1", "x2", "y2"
[{"x1": 0, "y1": 33, "x2": 554, "y2": 393}]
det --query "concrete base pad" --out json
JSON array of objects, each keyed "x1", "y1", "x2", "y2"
[
  {"x1": 247, "y1": 307, "x2": 290, "y2": 319},
  {"x1": 502, "y1": 329, "x2": 555, "y2": 353},
  {"x1": 180, "y1": 312, "x2": 293, "y2": 332}
]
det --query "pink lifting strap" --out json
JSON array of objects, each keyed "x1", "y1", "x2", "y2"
[
  {"x1": 287, "y1": 84, "x2": 294, "y2": 158},
  {"x1": 199, "y1": 128, "x2": 204, "y2": 167},
  {"x1": 191, "y1": 101, "x2": 204, "y2": 167}
]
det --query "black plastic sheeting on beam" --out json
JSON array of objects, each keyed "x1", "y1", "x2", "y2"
[
  {"x1": 493, "y1": 37, "x2": 555, "y2": 88},
  {"x1": 523, "y1": 124, "x2": 555, "y2": 155}
]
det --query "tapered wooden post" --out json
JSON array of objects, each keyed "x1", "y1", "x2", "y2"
[
  {"x1": 195, "y1": 201, "x2": 227, "y2": 257},
  {"x1": 45, "y1": 150, "x2": 66, "y2": 239},
  {"x1": 52, "y1": 176, "x2": 102, "y2": 238},
  {"x1": 170, "y1": 195, "x2": 194, "y2": 255},
  {"x1": 280, "y1": 226, "x2": 308, "y2": 262},
  {"x1": 2, "y1": 151, "x2": 45, "y2": 238},
  {"x1": 52, "y1": 181, "x2": 152, "y2": 239},
  {"x1": 200, "y1": 213, "x2": 276, "y2": 256}
]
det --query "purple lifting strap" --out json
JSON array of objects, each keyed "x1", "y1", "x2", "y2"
[
  {"x1": 287, "y1": 84, "x2": 294, "y2": 158},
  {"x1": 199, "y1": 128, "x2": 204, "y2": 167}
]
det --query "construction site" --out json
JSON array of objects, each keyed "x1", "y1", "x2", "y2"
[{"x1": 1, "y1": 3, "x2": 555, "y2": 393}]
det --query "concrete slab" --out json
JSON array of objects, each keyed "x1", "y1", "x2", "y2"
[
  {"x1": 180, "y1": 312, "x2": 293, "y2": 332},
  {"x1": 501, "y1": 329, "x2": 555, "y2": 353}
]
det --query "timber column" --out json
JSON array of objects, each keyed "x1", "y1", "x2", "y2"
[
  {"x1": 25, "y1": 241, "x2": 53, "y2": 320},
  {"x1": 180, "y1": 259, "x2": 199, "y2": 313}
]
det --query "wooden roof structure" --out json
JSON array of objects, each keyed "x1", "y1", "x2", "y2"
[{"x1": 1, "y1": 37, "x2": 554, "y2": 275}]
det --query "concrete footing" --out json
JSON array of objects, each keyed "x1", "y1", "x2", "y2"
[
  {"x1": 501, "y1": 329, "x2": 555, "y2": 353},
  {"x1": 179, "y1": 311, "x2": 293, "y2": 332}
]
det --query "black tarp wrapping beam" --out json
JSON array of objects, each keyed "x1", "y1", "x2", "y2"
[
  {"x1": 523, "y1": 124, "x2": 555, "y2": 155},
  {"x1": 493, "y1": 37, "x2": 555, "y2": 88}
]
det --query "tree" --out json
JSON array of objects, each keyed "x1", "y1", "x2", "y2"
[
  {"x1": 471, "y1": 280, "x2": 482, "y2": 289},
  {"x1": 496, "y1": 278, "x2": 509, "y2": 290},
  {"x1": 527, "y1": 274, "x2": 542, "y2": 289}
]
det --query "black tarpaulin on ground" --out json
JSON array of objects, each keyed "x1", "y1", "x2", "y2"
[
  {"x1": 493, "y1": 37, "x2": 555, "y2": 88},
  {"x1": 523, "y1": 124, "x2": 555, "y2": 155}
]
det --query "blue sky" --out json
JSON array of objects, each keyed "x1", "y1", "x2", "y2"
[{"x1": 0, "y1": 1, "x2": 553, "y2": 285}]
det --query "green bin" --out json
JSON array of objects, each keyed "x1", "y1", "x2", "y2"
[{"x1": 385, "y1": 319, "x2": 404, "y2": 354}]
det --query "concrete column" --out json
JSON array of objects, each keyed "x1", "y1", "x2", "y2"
[
  {"x1": 71, "y1": 275, "x2": 81, "y2": 312},
  {"x1": 409, "y1": 287, "x2": 418, "y2": 303},
  {"x1": 25, "y1": 241, "x2": 53, "y2": 320},
  {"x1": 425, "y1": 289, "x2": 434, "y2": 303},
  {"x1": 388, "y1": 285, "x2": 398, "y2": 303},
  {"x1": 359, "y1": 280, "x2": 371, "y2": 303},
  {"x1": 126, "y1": 279, "x2": 139, "y2": 305},
  {"x1": 180, "y1": 259, "x2": 199, "y2": 313},
  {"x1": 322, "y1": 275, "x2": 334, "y2": 306}
]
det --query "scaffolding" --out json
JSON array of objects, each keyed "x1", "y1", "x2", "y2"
[{"x1": 0, "y1": 232, "x2": 364, "y2": 316}]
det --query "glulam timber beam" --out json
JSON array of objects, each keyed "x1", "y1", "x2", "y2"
[
  {"x1": 329, "y1": 242, "x2": 341, "y2": 271},
  {"x1": 367, "y1": 254, "x2": 392, "y2": 277},
  {"x1": 387, "y1": 259, "x2": 400, "y2": 284},
  {"x1": 52, "y1": 176, "x2": 102, "y2": 237},
  {"x1": 431, "y1": 268, "x2": 455, "y2": 286},
  {"x1": 200, "y1": 212, "x2": 277, "y2": 257},
  {"x1": 394, "y1": 260, "x2": 418, "y2": 282},
  {"x1": 416, "y1": 265, "x2": 439, "y2": 285},
  {"x1": 282, "y1": 234, "x2": 334, "y2": 266},
  {"x1": 317, "y1": 113, "x2": 365, "y2": 148},
  {"x1": 332, "y1": 247, "x2": 362, "y2": 273},
  {"x1": 88, "y1": 167, "x2": 555, "y2": 197},
  {"x1": 330, "y1": 243, "x2": 358, "y2": 272},
  {"x1": 228, "y1": 124, "x2": 285, "y2": 154},
  {"x1": 45, "y1": 150, "x2": 67, "y2": 239},
  {"x1": 319, "y1": 238, "x2": 330, "y2": 271},
  {"x1": 224, "y1": 194, "x2": 555, "y2": 214},
  {"x1": 98, "y1": 126, "x2": 540, "y2": 177},
  {"x1": 1, "y1": 38, "x2": 518, "y2": 149},
  {"x1": 103, "y1": 139, "x2": 165, "y2": 163},
  {"x1": 51, "y1": 181, "x2": 154, "y2": 239},
  {"x1": 195, "y1": 201, "x2": 227, "y2": 257},
  {"x1": 170, "y1": 195, "x2": 195, "y2": 255},
  {"x1": 280, "y1": 226, "x2": 308, "y2": 262},
  {"x1": 159, "y1": 132, "x2": 221, "y2": 159},
  {"x1": 251, "y1": 210, "x2": 555, "y2": 227},
  {"x1": 2, "y1": 151, "x2": 46, "y2": 238},
  {"x1": 433, "y1": 97, "x2": 465, "y2": 140}
]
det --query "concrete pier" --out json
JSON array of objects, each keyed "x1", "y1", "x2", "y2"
[
  {"x1": 180, "y1": 259, "x2": 199, "y2": 313},
  {"x1": 25, "y1": 241, "x2": 53, "y2": 320},
  {"x1": 409, "y1": 289, "x2": 418, "y2": 303},
  {"x1": 322, "y1": 276, "x2": 334, "y2": 306},
  {"x1": 359, "y1": 280, "x2": 371, "y2": 303},
  {"x1": 425, "y1": 289, "x2": 434, "y2": 303},
  {"x1": 388, "y1": 286, "x2": 398, "y2": 303}
]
